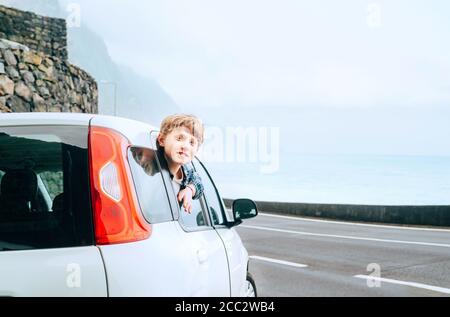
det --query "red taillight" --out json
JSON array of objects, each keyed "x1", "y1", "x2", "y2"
[{"x1": 88, "y1": 126, "x2": 151, "y2": 245}]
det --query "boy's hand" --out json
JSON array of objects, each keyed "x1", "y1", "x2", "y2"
[{"x1": 178, "y1": 187, "x2": 194, "y2": 214}]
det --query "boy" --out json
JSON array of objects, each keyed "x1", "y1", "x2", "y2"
[{"x1": 157, "y1": 114, "x2": 204, "y2": 214}]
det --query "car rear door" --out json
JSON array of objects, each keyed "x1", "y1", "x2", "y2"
[
  {"x1": 0, "y1": 125, "x2": 107, "y2": 296},
  {"x1": 151, "y1": 133, "x2": 230, "y2": 296},
  {"x1": 192, "y1": 159, "x2": 249, "y2": 296},
  {"x1": 171, "y1": 182, "x2": 231, "y2": 296}
]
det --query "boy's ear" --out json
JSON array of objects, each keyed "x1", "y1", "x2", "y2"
[{"x1": 157, "y1": 134, "x2": 165, "y2": 147}]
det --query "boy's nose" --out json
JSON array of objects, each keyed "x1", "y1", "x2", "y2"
[{"x1": 181, "y1": 141, "x2": 190, "y2": 148}]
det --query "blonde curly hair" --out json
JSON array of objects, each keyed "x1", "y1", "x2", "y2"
[{"x1": 159, "y1": 114, "x2": 204, "y2": 146}]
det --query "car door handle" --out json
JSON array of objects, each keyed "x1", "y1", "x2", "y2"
[{"x1": 197, "y1": 249, "x2": 208, "y2": 264}]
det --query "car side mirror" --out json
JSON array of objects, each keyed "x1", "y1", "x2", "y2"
[{"x1": 232, "y1": 199, "x2": 258, "y2": 226}]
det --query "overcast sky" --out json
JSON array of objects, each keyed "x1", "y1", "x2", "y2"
[
  {"x1": 58, "y1": 0, "x2": 450, "y2": 110},
  {"x1": 3, "y1": 0, "x2": 447, "y2": 156}
]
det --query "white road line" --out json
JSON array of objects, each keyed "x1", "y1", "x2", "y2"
[
  {"x1": 354, "y1": 275, "x2": 450, "y2": 295},
  {"x1": 258, "y1": 213, "x2": 450, "y2": 233},
  {"x1": 240, "y1": 225, "x2": 450, "y2": 248},
  {"x1": 249, "y1": 255, "x2": 308, "y2": 268}
]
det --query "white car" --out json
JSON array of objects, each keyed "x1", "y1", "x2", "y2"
[{"x1": 0, "y1": 112, "x2": 258, "y2": 297}]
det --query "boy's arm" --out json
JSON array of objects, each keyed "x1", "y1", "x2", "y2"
[
  {"x1": 177, "y1": 166, "x2": 203, "y2": 213},
  {"x1": 181, "y1": 164, "x2": 204, "y2": 200},
  {"x1": 187, "y1": 170, "x2": 204, "y2": 200}
]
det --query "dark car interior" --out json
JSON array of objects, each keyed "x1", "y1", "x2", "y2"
[{"x1": 0, "y1": 128, "x2": 93, "y2": 251}]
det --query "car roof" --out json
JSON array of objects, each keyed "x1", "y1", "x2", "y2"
[
  {"x1": 0, "y1": 113, "x2": 158, "y2": 147},
  {"x1": 0, "y1": 112, "x2": 94, "y2": 126}
]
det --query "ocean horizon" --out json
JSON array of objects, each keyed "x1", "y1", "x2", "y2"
[{"x1": 202, "y1": 153, "x2": 450, "y2": 206}]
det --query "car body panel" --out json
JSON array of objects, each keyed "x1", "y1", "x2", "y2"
[
  {"x1": 90, "y1": 115, "x2": 157, "y2": 148},
  {"x1": 215, "y1": 227, "x2": 249, "y2": 296},
  {"x1": 99, "y1": 221, "x2": 230, "y2": 296},
  {"x1": 0, "y1": 246, "x2": 107, "y2": 296}
]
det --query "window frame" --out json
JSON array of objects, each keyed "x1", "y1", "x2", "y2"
[
  {"x1": 149, "y1": 131, "x2": 213, "y2": 233},
  {"x1": 192, "y1": 158, "x2": 232, "y2": 228}
]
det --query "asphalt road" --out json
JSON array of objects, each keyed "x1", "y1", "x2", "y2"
[{"x1": 235, "y1": 213, "x2": 450, "y2": 297}]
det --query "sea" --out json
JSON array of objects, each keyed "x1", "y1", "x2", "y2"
[{"x1": 202, "y1": 154, "x2": 450, "y2": 206}]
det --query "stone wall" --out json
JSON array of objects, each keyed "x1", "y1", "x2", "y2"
[
  {"x1": 0, "y1": 4, "x2": 97, "y2": 114},
  {"x1": 0, "y1": 4, "x2": 67, "y2": 60},
  {"x1": 0, "y1": 39, "x2": 97, "y2": 113}
]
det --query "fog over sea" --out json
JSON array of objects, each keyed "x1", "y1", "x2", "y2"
[{"x1": 204, "y1": 154, "x2": 450, "y2": 206}]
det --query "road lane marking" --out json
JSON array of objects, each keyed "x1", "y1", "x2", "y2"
[
  {"x1": 354, "y1": 275, "x2": 450, "y2": 295},
  {"x1": 240, "y1": 225, "x2": 450, "y2": 248},
  {"x1": 249, "y1": 255, "x2": 308, "y2": 268},
  {"x1": 258, "y1": 213, "x2": 450, "y2": 233}
]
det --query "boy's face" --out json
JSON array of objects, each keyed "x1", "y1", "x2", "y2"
[{"x1": 158, "y1": 127, "x2": 199, "y2": 165}]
